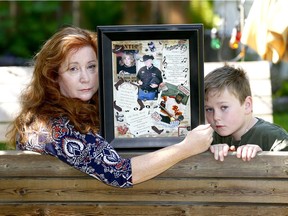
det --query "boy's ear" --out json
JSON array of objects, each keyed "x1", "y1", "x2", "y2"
[{"x1": 244, "y1": 96, "x2": 253, "y2": 112}]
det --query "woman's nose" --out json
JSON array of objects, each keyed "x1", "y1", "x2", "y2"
[{"x1": 79, "y1": 69, "x2": 89, "y2": 83}]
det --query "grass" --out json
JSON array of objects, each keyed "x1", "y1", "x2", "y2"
[
  {"x1": 0, "y1": 142, "x2": 14, "y2": 150},
  {"x1": 0, "y1": 142, "x2": 7, "y2": 150},
  {"x1": 273, "y1": 112, "x2": 288, "y2": 131}
]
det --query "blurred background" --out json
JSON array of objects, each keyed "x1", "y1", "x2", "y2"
[
  {"x1": 1, "y1": 0, "x2": 250, "y2": 64},
  {"x1": 0, "y1": 0, "x2": 288, "y2": 148}
]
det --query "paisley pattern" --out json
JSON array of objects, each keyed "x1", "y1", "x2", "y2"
[
  {"x1": 62, "y1": 137, "x2": 85, "y2": 157},
  {"x1": 17, "y1": 117, "x2": 133, "y2": 188}
]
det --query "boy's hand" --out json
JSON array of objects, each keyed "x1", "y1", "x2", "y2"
[
  {"x1": 210, "y1": 144, "x2": 230, "y2": 161},
  {"x1": 236, "y1": 144, "x2": 262, "y2": 161}
]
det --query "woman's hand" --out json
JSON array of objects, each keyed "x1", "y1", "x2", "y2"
[
  {"x1": 181, "y1": 124, "x2": 214, "y2": 157},
  {"x1": 131, "y1": 124, "x2": 213, "y2": 185}
]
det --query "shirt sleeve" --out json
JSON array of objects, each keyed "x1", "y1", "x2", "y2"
[{"x1": 18, "y1": 117, "x2": 133, "y2": 188}]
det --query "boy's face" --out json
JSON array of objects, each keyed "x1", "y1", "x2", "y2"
[{"x1": 204, "y1": 88, "x2": 252, "y2": 139}]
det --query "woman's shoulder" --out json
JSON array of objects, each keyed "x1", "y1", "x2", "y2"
[
  {"x1": 50, "y1": 116, "x2": 104, "y2": 141},
  {"x1": 50, "y1": 116, "x2": 70, "y2": 126}
]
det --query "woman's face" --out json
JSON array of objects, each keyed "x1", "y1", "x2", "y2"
[
  {"x1": 123, "y1": 54, "x2": 133, "y2": 67},
  {"x1": 58, "y1": 46, "x2": 98, "y2": 102}
]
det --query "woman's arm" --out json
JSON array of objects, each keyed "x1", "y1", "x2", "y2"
[{"x1": 131, "y1": 124, "x2": 213, "y2": 184}]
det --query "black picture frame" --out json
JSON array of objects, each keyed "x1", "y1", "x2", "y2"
[{"x1": 97, "y1": 24, "x2": 204, "y2": 149}]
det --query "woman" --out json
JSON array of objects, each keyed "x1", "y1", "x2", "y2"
[
  {"x1": 118, "y1": 51, "x2": 136, "y2": 75},
  {"x1": 7, "y1": 26, "x2": 213, "y2": 188}
]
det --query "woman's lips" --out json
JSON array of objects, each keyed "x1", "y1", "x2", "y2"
[{"x1": 80, "y1": 88, "x2": 92, "y2": 92}]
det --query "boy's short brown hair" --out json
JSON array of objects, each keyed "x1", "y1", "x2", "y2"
[{"x1": 204, "y1": 64, "x2": 252, "y2": 105}]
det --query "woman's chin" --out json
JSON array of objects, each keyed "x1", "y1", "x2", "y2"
[{"x1": 77, "y1": 94, "x2": 93, "y2": 102}]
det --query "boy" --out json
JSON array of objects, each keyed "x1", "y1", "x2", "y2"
[{"x1": 204, "y1": 65, "x2": 288, "y2": 162}]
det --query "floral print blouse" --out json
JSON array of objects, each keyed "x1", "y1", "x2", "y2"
[{"x1": 16, "y1": 117, "x2": 133, "y2": 188}]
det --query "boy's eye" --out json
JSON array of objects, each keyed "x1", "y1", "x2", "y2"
[
  {"x1": 221, "y1": 106, "x2": 228, "y2": 111},
  {"x1": 205, "y1": 108, "x2": 213, "y2": 113}
]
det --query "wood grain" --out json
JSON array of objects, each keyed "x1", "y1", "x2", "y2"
[{"x1": 1, "y1": 151, "x2": 288, "y2": 215}]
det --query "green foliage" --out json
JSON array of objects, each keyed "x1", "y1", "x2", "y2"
[
  {"x1": 0, "y1": 1, "x2": 214, "y2": 60},
  {"x1": 0, "y1": 1, "x2": 124, "y2": 60},
  {"x1": 80, "y1": 1, "x2": 123, "y2": 29},
  {"x1": 189, "y1": 0, "x2": 216, "y2": 29},
  {"x1": 274, "y1": 80, "x2": 288, "y2": 97},
  {"x1": 0, "y1": 1, "x2": 72, "y2": 59},
  {"x1": 0, "y1": 141, "x2": 15, "y2": 150},
  {"x1": 274, "y1": 112, "x2": 288, "y2": 131},
  {"x1": 0, "y1": 142, "x2": 7, "y2": 150}
]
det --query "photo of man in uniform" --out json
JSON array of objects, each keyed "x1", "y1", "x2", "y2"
[{"x1": 137, "y1": 54, "x2": 163, "y2": 101}]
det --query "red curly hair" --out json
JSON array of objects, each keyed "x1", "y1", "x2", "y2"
[{"x1": 6, "y1": 26, "x2": 100, "y2": 148}]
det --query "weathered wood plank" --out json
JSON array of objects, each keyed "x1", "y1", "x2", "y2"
[
  {"x1": 0, "y1": 151, "x2": 288, "y2": 215},
  {"x1": 1, "y1": 178, "x2": 287, "y2": 204},
  {"x1": 1, "y1": 151, "x2": 288, "y2": 178},
  {"x1": 0, "y1": 203, "x2": 287, "y2": 216},
  {"x1": 0, "y1": 178, "x2": 287, "y2": 204}
]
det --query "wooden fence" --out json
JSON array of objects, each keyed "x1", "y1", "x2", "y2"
[{"x1": 0, "y1": 150, "x2": 288, "y2": 215}]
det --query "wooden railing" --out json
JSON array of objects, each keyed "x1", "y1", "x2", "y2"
[{"x1": 0, "y1": 150, "x2": 288, "y2": 215}]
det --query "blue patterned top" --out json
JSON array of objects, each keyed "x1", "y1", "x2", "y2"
[{"x1": 16, "y1": 117, "x2": 133, "y2": 188}]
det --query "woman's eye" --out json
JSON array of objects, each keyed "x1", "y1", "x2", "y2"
[
  {"x1": 69, "y1": 66, "x2": 79, "y2": 73},
  {"x1": 87, "y1": 64, "x2": 97, "y2": 72},
  {"x1": 88, "y1": 64, "x2": 96, "y2": 69},
  {"x1": 221, "y1": 106, "x2": 228, "y2": 111}
]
